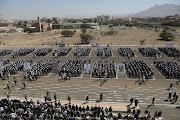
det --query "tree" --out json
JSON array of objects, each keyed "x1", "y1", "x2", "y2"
[
  {"x1": 81, "y1": 23, "x2": 91, "y2": 29},
  {"x1": 159, "y1": 32, "x2": 175, "y2": 41},
  {"x1": 80, "y1": 34, "x2": 93, "y2": 44},
  {"x1": 81, "y1": 29, "x2": 87, "y2": 34},
  {"x1": 61, "y1": 30, "x2": 74, "y2": 37},
  {"x1": 139, "y1": 39, "x2": 145, "y2": 45}
]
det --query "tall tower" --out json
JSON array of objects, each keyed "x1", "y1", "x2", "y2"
[{"x1": 37, "y1": 16, "x2": 41, "y2": 32}]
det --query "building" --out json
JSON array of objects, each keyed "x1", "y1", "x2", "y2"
[
  {"x1": 0, "y1": 18, "x2": 5, "y2": 24},
  {"x1": 97, "y1": 15, "x2": 110, "y2": 23},
  {"x1": 63, "y1": 23, "x2": 98, "y2": 29}
]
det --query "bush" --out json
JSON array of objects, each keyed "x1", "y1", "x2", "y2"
[
  {"x1": 80, "y1": 34, "x2": 93, "y2": 44},
  {"x1": 159, "y1": 32, "x2": 175, "y2": 41},
  {"x1": 61, "y1": 30, "x2": 74, "y2": 37},
  {"x1": 101, "y1": 31, "x2": 118, "y2": 36},
  {"x1": 140, "y1": 39, "x2": 145, "y2": 45}
]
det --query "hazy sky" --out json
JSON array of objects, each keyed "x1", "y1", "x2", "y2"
[{"x1": 0, "y1": 0, "x2": 179, "y2": 20}]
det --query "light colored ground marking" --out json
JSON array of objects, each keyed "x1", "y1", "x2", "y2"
[
  {"x1": 41, "y1": 88, "x2": 50, "y2": 89},
  {"x1": 78, "y1": 90, "x2": 89, "y2": 92},
  {"x1": 51, "y1": 87, "x2": 60, "y2": 89},
  {"x1": 26, "y1": 87, "x2": 33, "y2": 88},
  {"x1": 59, "y1": 89, "x2": 69, "y2": 91},
  {"x1": 62, "y1": 86, "x2": 72, "y2": 87},
  {"x1": 126, "y1": 75, "x2": 156, "y2": 80},
  {"x1": 116, "y1": 100, "x2": 124, "y2": 102},
  {"x1": 71, "y1": 88, "x2": 80, "y2": 90},
  {"x1": 66, "y1": 50, "x2": 72, "y2": 57},
  {"x1": 34, "y1": 86, "x2": 42, "y2": 87},
  {"x1": 29, "y1": 89, "x2": 38, "y2": 91},
  {"x1": 10, "y1": 72, "x2": 23, "y2": 77},
  {"x1": 37, "y1": 83, "x2": 44, "y2": 84},
  {"x1": 89, "y1": 50, "x2": 92, "y2": 57}
]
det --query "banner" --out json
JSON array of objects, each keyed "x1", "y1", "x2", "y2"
[
  {"x1": 117, "y1": 64, "x2": 126, "y2": 75},
  {"x1": 0, "y1": 61, "x2": 3, "y2": 71},
  {"x1": 84, "y1": 64, "x2": 91, "y2": 74},
  {"x1": 24, "y1": 62, "x2": 31, "y2": 71}
]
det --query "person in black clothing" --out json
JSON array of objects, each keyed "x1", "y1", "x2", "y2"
[
  {"x1": 152, "y1": 97, "x2": 155, "y2": 106},
  {"x1": 135, "y1": 99, "x2": 139, "y2": 107},
  {"x1": 130, "y1": 98, "x2": 134, "y2": 105}
]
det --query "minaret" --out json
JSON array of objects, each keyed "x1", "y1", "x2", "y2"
[{"x1": 37, "y1": 16, "x2": 41, "y2": 32}]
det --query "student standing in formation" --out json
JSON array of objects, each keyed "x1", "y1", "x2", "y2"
[
  {"x1": 68, "y1": 94, "x2": 71, "y2": 104},
  {"x1": 100, "y1": 93, "x2": 103, "y2": 102},
  {"x1": 86, "y1": 94, "x2": 89, "y2": 103},
  {"x1": 151, "y1": 97, "x2": 155, "y2": 106}
]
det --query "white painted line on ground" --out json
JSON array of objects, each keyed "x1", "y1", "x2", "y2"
[
  {"x1": 66, "y1": 50, "x2": 72, "y2": 57},
  {"x1": 89, "y1": 50, "x2": 92, "y2": 57},
  {"x1": 10, "y1": 72, "x2": 23, "y2": 77}
]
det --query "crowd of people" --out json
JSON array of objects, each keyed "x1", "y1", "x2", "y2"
[
  {"x1": 32, "y1": 48, "x2": 52, "y2": 57},
  {"x1": 74, "y1": 47, "x2": 91, "y2": 56},
  {"x1": 0, "y1": 97, "x2": 120, "y2": 120},
  {"x1": 92, "y1": 59, "x2": 116, "y2": 78},
  {"x1": 158, "y1": 47, "x2": 180, "y2": 58},
  {"x1": 97, "y1": 47, "x2": 112, "y2": 57},
  {"x1": 12, "y1": 48, "x2": 34, "y2": 58},
  {"x1": 24, "y1": 59, "x2": 59, "y2": 80},
  {"x1": 139, "y1": 48, "x2": 161, "y2": 57},
  {"x1": 0, "y1": 59, "x2": 9, "y2": 65},
  {"x1": 52, "y1": 47, "x2": 71, "y2": 56},
  {"x1": 154, "y1": 61, "x2": 180, "y2": 79},
  {"x1": 0, "y1": 59, "x2": 32, "y2": 78},
  {"x1": 58, "y1": 59, "x2": 85, "y2": 78},
  {"x1": 118, "y1": 47, "x2": 134, "y2": 57},
  {"x1": 0, "y1": 49, "x2": 12, "y2": 56},
  {"x1": 123, "y1": 60, "x2": 154, "y2": 79}
]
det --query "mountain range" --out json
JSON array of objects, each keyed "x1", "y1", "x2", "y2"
[{"x1": 132, "y1": 4, "x2": 180, "y2": 18}]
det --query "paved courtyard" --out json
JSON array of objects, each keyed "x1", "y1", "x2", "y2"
[{"x1": 0, "y1": 45, "x2": 180, "y2": 119}]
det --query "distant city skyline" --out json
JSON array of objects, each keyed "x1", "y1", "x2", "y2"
[{"x1": 0, "y1": 0, "x2": 179, "y2": 20}]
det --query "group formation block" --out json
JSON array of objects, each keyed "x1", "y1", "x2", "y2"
[
  {"x1": 1, "y1": 59, "x2": 32, "y2": 76},
  {"x1": 92, "y1": 59, "x2": 116, "y2": 78},
  {"x1": 138, "y1": 48, "x2": 161, "y2": 57},
  {"x1": 32, "y1": 48, "x2": 52, "y2": 57},
  {"x1": 0, "y1": 49, "x2": 12, "y2": 56},
  {"x1": 123, "y1": 60, "x2": 154, "y2": 79},
  {"x1": 0, "y1": 59, "x2": 9, "y2": 65},
  {"x1": 158, "y1": 47, "x2": 180, "y2": 58},
  {"x1": 74, "y1": 47, "x2": 91, "y2": 56},
  {"x1": 154, "y1": 60, "x2": 180, "y2": 79},
  {"x1": 118, "y1": 47, "x2": 134, "y2": 57},
  {"x1": 25, "y1": 59, "x2": 59, "y2": 79},
  {"x1": 97, "y1": 47, "x2": 112, "y2": 57},
  {"x1": 58, "y1": 59, "x2": 85, "y2": 77},
  {"x1": 12, "y1": 48, "x2": 34, "y2": 58},
  {"x1": 52, "y1": 47, "x2": 71, "y2": 56}
]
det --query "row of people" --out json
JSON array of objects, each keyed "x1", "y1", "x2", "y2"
[
  {"x1": 58, "y1": 59, "x2": 85, "y2": 77},
  {"x1": 12, "y1": 48, "x2": 34, "y2": 58},
  {"x1": 123, "y1": 60, "x2": 154, "y2": 79},
  {"x1": 154, "y1": 61, "x2": 180, "y2": 79},
  {"x1": 92, "y1": 59, "x2": 116, "y2": 78},
  {"x1": 32, "y1": 48, "x2": 52, "y2": 57},
  {"x1": 118, "y1": 47, "x2": 134, "y2": 57},
  {"x1": 52, "y1": 47, "x2": 71, "y2": 56},
  {"x1": 0, "y1": 49, "x2": 12, "y2": 56},
  {"x1": 0, "y1": 98, "x2": 115, "y2": 120},
  {"x1": 97, "y1": 47, "x2": 112, "y2": 57},
  {"x1": 74, "y1": 47, "x2": 91, "y2": 56},
  {"x1": 139, "y1": 48, "x2": 161, "y2": 57},
  {"x1": 158, "y1": 47, "x2": 180, "y2": 58},
  {"x1": 24, "y1": 59, "x2": 59, "y2": 80},
  {"x1": 0, "y1": 59, "x2": 32, "y2": 78},
  {"x1": 0, "y1": 59, "x2": 9, "y2": 65}
]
